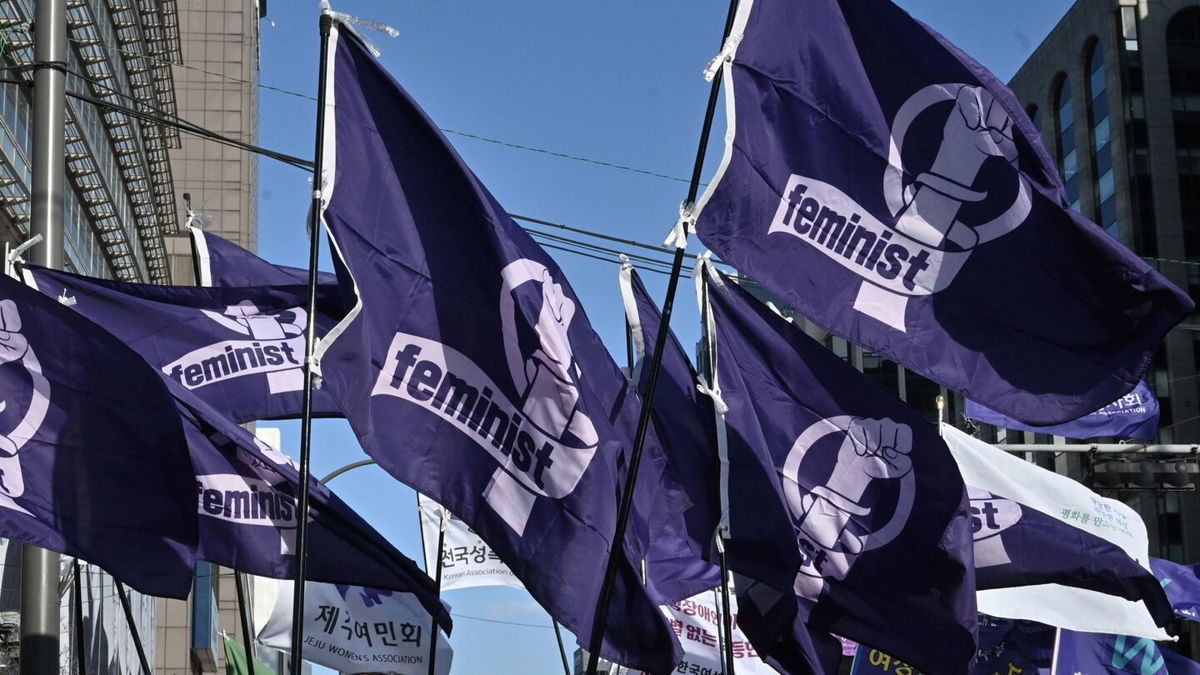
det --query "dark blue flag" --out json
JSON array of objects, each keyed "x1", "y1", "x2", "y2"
[
  {"x1": 24, "y1": 265, "x2": 344, "y2": 423},
  {"x1": 313, "y1": 21, "x2": 677, "y2": 671},
  {"x1": 169, "y1": 381, "x2": 450, "y2": 632},
  {"x1": 975, "y1": 616, "x2": 1054, "y2": 675},
  {"x1": 619, "y1": 263, "x2": 722, "y2": 605},
  {"x1": 692, "y1": 0, "x2": 1193, "y2": 426},
  {"x1": 0, "y1": 274, "x2": 198, "y2": 597},
  {"x1": 1151, "y1": 558, "x2": 1200, "y2": 622},
  {"x1": 699, "y1": 261, "x2": 976, "y2": 675},
  {"x1": 190, "y1": 226, "x2": 339, "y2": 289},
  {"x1": 1054, "y1": 630, "x2": 1200, "y2": 675},
  {"x1": 966, "y1": 380, "x2": 1159, "y2": 441},
  {"x1": 970, "y1": 485, "x2": 1172, "y2": 623}
]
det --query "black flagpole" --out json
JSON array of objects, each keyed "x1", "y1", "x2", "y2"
[
  {"x1": 235, "y1": 571, "x2": 257, "y2": 675},
  {"x1": 427, "y1": 507, "x2": 447, "y2": 675},
  {"x1": 113, "y1": 581, "x2": 151, "y2": 675},
  {"x1": 716, "y1": 538, "x2": 736, "y2": 675},
  {"x1": 290, "y1": 9, "x2": 335, "y2": 675},
  {"x1": 72, "y1": 560, "x2": 86, "y2": 675},
  {"x1": 584, "y1": 1, "x2": 739, "y2": 672},
  {"x1": 552, "y1": 620, "x2": 572, "y2": 675}
]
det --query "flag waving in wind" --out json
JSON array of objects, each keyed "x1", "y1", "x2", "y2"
[
  {"x1": 692, "y1": 0, "x2": 1193, "y2": 426},
  {"x1": 313, "y1": 19, "x2": 678, "y2": 671},
  {"x1": 23, "y1": 265, "x2": 345, "y2": 423},
  {"x1": 0, "y1": 274, "x2": 198, "y2": 597},
  {"x1": 698, "y1": 260, "x2": 976, "y2": 675},
  {"x1": 190, "y1": 227, "x2": 340, "y2": 290}
]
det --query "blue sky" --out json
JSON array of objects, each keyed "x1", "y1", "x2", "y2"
[{"x1": 249, "y1": 2, "x2": 1073, "y2": 672}]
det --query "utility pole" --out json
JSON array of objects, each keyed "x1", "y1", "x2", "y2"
[{"x1": 23, "y1": 0, "x2": 66, "y2": 670}]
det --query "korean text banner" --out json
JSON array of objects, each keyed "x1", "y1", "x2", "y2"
[
  {"x1": 0, "y1": 274, "x2": 198, "y2": 597},
  {"x1": 943, "y1": 424, "x2": 1170, "y2": 639},
  {"x1": 692, "y1": 0, "x2": 1192, "y2": 426},
  {"x1": 314, "y1": 20, "x2": 678, "y2": 671},
  {"x1": 965, "y1": 380, "x2": 1159, "y2": 441},
  {"x1": 417, "y1": 494, "x2": 523, "y2": 592},
  {"x1": 663, "y1": 592, "x2": 776, "y2": 675},
  {"x1": 256, "y1": 578, "x2": 451, "y2": 675}
]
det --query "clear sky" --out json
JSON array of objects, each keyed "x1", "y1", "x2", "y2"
[{"x1": 247, "y1": 1, "x2": 1073, "y2": 673}]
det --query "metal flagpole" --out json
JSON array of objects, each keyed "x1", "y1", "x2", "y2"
[
  {"x1": 715, "y1": 537, "x2": 736, "y2": 675},
  {"x1": 427, "y1": 507, "x2": 447, "y2": 675},
  {"x1": 72, "y1": 561, "x2": 86, "y2": 675},
  {"x1": 584, "y1": 2, "x2": 739, "y2": 672},
  {"x1": 114, "y1": 581, "x2": 152, "y2": 675},
  {"x1": 235, "y1": 571, "x2": 258, "y2": 675},
  {"x1": 23, "y1": 0, "x2": 66, "y2": 669},
  {"x1": 289, "y1": 10, "x2": 336, "y2": 675},
  {"x1": 552, "y1": 620, "x2": 572, "y2": 675},
  {"x1": 712, "y1": 589, "x2": 727, "y2": 675}
]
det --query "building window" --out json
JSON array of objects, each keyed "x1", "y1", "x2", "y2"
[
  {"x1": 1056, "y1": 77, "x2": 1080, "y2": 212},
  {"x1": 1168, "y1": 7, "x2": 1200, "y2": 303},
  {"x1": 1088, "y1": 42, "x2": 1119, "y2": 240}
]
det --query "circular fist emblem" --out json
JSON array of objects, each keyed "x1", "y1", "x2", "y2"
[{"x1": 781, "y1": 415, "x2": 917, "y2": 600}]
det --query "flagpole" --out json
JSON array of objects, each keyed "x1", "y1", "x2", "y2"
[
  {"x1": 235, "y1": 571, "x2": 257, "y2": 675},
  {"x1": 552, "y1": 620, "x2": 572, "y2": 675},
  {"x1": 584, "y1": 3, "x2": 739, "y2": 672},
  {"x1": 289, "y1": 10, "x2": 335, "y2": 675},
  {"x1": 715, "y1": 537, "x2": 736, "y2": 675},
  {"x1": 427, "y1": 507, "x2": 447, "y2": 675},
  {"x1": 114, "y1": 581, "x2": 151, "y2": 675},
  {"x1": 72, "y1": 561, "x2": 86, "y2": 675}
]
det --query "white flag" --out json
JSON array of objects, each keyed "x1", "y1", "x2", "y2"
[
  {"x1": 254, "y1": 577, "x2": 452, "y2": 674},
  {"x1": 942, "y1": 424, "x2": 1170, "y2": 640},
  {"x1": 418, "y1": 493, "x2": 525, "y2": 592}
]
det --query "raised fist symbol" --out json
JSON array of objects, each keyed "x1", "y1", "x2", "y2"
[
  {"x1": 938, "y1": 85, "x2": 1018, "y2": 175},
  {"x1": 0, "y1": 301, "x2": 28, "y2": 366},
  {"x1": 894, "y1": 85, "x2": 1019, "y2": 249},
  {"x1": 794, "y1": 418, "x2": 913, "y2": 558}
]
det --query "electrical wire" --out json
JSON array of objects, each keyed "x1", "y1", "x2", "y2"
[{"x1": 450, "y1": 613, "x2": 554, "y2": 630}]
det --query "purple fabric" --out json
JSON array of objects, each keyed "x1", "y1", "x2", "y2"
[
  {"x1": 25, "y1": 265, "x2": 344, "y2": 422},
  {"x1": 704, "y1": 269, "x2": 976, "y2": 675},
  {"x1": 316, "y1": 23, "x2": 677, "y2": 671},
  {"x1": 693, "y1": 0, "x2": 1192, "y2": 426},
  {"x1": 0, "y1": 274, "x2": 198, "y2": 597},
  {"x1": 965, "y1": 380, "x2": 1159, "y2": 441},
  {"x1": 1055, "y1": 629, "x2": 1200, "y2": 675},
  {"x1": 1151, "y1": 557, "x2": 1200, "y2": 622},
  {"x1": 194, "y1": 228, "x2": 339, "y2": 288}
]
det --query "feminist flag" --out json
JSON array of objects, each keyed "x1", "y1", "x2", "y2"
[
  {"x1": 944, "y1": 425, "x2": 1170, "y2": 640},
  {"x1": 313, "y1": 20, "x2": 677, "y2": 671},
  {"x1": 619, "y1": 264, "x2": 721, "y2": 604},
  {"x1": 24, "y1": 265, "x2": 344, "y2": 422},
  {"x1": 699, "y1": 261, "x2": 975, "y2": 674},
  {"x1": 171, "y1": 382, "x2": 450, "y2": 632},
  {"x1": 0, "y1": 274, "x2": 197, "y2": 597},
  {"x1": 190, "y1": 226, "x2": 339, "y2": 289},
  {"x1": 692, "y1": 0, "x2": 1192, "y2": 426},
  {"x1": 965, "y1": 380, "x2": 1159, "y2": 442}
]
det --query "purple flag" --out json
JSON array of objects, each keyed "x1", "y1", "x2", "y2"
[
  {"x1": 313, "y1": 21, "x2": 677, "y2": 671},
  {"x1": 170, "y1": 381, "x2": 450, "y2": 632},
  {"x1": 23, "y1": 265, "x2": 344, "y2": 423},
  {"x1": 1054, "y1": 629, "x2": 1200, "y2": 675},
  {"x1": 0, "y1": 274, "x2": 198, "y2": 597},
  {"x1": 700, "y1": 261, "x2": 976, "y2": 675},
  {"x1": 190, "y1": 226, "x2": 339, "y2": 289},
  {"x1": 1150, "y1": 557, "x2": 1200, "y2": 622},
  {"x1": 692, "y1": 0, "x2": 1193, "y2": 426},
  {"x1": 619, "y1": 263, "x2": 722, "y2": 604},
  {"x1": 969, "y1": 486, "x2": 1172, "y2": 622},
  {"x1": 965, "y1": 380, "x2": 1160, "y2": 441},
  {"x1": 974, "y1": 616, "x2": 1054, "y2": 675}
]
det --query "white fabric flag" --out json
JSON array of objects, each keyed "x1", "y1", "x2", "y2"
[
  {"x1": 942, "y1": 424, "x2": 1170, "y2": 640},
  {"x1": 662, "y1": 592, "x2": 776, "y2": 675},
  {"x1": 254, "y1": 577, "x2": 452, "y2": 674},
  {"x1": 418, "y1": 493, "x2": 525, "y2": 592}
]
